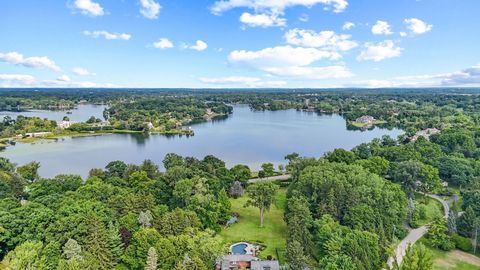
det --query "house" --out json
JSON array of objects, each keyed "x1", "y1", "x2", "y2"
[
  {"x1": 57, "y1": 120, "x2": 73, "y2": 129},
  {"x1": 215, "y1": 254, "x2": 280, "y2": 270},
  {"x1": 355, "y1": 115, "x2": 376, "y2": 124},
  {"x1": 410, "y1": 128, "x2": 440, "y2": 141},
  {"x1": 146, "y1": 122, "x2": 154, "y2": 130},
  {"x1": 250, "y1": 261, "x2": 280, "y2": 270}
]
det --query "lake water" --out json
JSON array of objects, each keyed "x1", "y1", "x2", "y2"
[
  {"x1": 0, "y1": 104, "x2": 107, "y2": 122},
  {"x1": 1, "y1": 105, "x2": 402, "y2": 178}
]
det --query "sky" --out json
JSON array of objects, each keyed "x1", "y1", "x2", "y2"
[{"x1": 1, "y1": 0, "x2": 480, "y2": 88}]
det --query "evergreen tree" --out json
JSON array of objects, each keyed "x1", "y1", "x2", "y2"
[
  {"x1": 106, "y1": 222, "x2": 124, "y2": 263},
  {"x1": 217, "y1": 188, "x2": 232, "y2": 222},
  {"x1": 458, "y1": 206, "x2": 476, "y2": 237},
  {"x1": 63, "y1": 239, "x2": 82, "y2": 261},
  {"x1": 144, "y1": 247, "x2": 158, "y2": 270},
  {"x1": 286, "y1": 240, "x2": 307, "y2": 270},
  {"x1": 84, "y1": 217, "x2": 114, "y2": 269}
]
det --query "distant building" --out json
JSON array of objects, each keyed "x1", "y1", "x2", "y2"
[
  {"x1": 355, "y1": 115, "x2": 376, "y2": 124},
  {"x1": 57, "y1": 120, "x2": 73, "y2": 129},
  {"x1": 146, "y1": 122, "x2": 154, "y2": 130},
  {"x1": 410, "y1": 128, "x2": 440, "y2": 141}
]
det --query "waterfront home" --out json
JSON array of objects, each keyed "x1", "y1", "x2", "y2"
[
  {"x1": 146, "y1": 122, "x2": 154, "y2": 130},
  {"x1": 57, "y1": 120, "x2": 74, "y2": 129},
  {"x1": 410, "y1": 128, "x2": 440, "y2": 141},
  {"x1": 355, "y1": 115, "x2": 376, "y2": 124}
]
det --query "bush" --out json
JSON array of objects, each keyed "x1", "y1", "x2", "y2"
[{"x1": 452, "y1": 234, "x2": 472, "y2": 252}]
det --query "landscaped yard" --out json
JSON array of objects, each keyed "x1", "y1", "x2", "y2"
[
  {"x1": 428, "y1": 248, "x2": 480, "y2": 270},
  {"x1": 219, "y1": 188, "x2": 287, "y2": 263}
]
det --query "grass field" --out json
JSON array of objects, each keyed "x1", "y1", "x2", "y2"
[
  {"x1": 428, "y1": 248, "x2": 480, "y2": 270},
  {"x1": 219, "y1": 189, "x2": 287, "y2": 263}
]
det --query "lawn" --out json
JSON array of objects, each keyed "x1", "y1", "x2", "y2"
[
  {"x1": 428, "y1": 248, "x2": 480, "y2": 270},
  {"x1": 413, "y1": 194, "x2": 444, "y2": 226},
  {"x1": 219, "y1": 189, "x2": 287, "y2": 263}
]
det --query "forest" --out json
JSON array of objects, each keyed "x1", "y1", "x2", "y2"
[{"x1": 1, "y1": 88, "x2": 480, "y2": 269}]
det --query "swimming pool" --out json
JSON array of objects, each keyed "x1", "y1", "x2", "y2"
[{"x1": 231, "y1": 243, "x2": 248, "y2": 254}]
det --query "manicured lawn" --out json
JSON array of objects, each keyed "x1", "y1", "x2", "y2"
[
  {"x1": 428, "y1": 248, "x2": 480, "y2": 270},
  {"x1": 413, "y1": 194, "x2": 443, "y2": 226},
  {"x1": 219, "y1": 189, "x2": 287, "y2": 263}
]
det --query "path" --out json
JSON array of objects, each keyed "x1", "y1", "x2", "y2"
[
  {"x1": 248, "y1": 174, "x2": 291, "y2": 183},
  {"x1": 386, "y1": 194, "x2": 451, "y2": 269}
]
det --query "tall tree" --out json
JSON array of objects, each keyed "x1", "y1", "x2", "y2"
[
  {"x1": 16, "y1": 161, "x2": 40, "y2": 184},
  {"x1": 286, "y1": 240, "x2": 307, "y2": 270},
  {"x1": 245, "y1": 182, "x2": 278, "y2": 227}
]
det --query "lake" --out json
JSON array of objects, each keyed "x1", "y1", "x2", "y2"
[{"x1": 0, "y1": 105, "x2": 402, "y2": 178}]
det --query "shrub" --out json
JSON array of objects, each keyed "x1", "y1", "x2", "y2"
[{"x1": 452, "y1": 234, "x2": 472, "y2": 252}]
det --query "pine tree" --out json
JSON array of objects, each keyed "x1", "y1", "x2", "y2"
[
  {"x1": 217, "y1": 188, "x2": 232, "y2": 222},
  {"x1": 63, "y1": 239, "x2": 82, "y2": 261},
  {"x1": 138, "y1": 210, "x2": 153, "y2": 228},
  {"x1": 407, "y1": 197, "x2": 415, "y2": 221},
  {"x1": 84, "y1": 217, "x2": 114, "y2": 269},
  {"x1": 144, "y1": 247, "x2": 158, "y2": 270},
  {"x1": 286, "y1": 240, "x2": 307, "y2": 270},
  {"x1": 458, "y1": 206, "x2": 476, "y2": 237},
  {"x1": 106, "y1": 222, "x2": 124, "y2": 264}
]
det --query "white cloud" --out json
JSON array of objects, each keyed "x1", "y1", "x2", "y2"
[
  {"x1": 211, "y1": 0, "x2": 349, "y2": 14},
  {"x1": 83, "y1": 30, "x2": 131, "y2": 40},
  {"x1": 0, "y1": 52, "x2": 60, "y2": 71},
  {"x1": 357, "y1": 40, "x2": 402, "y2": 62},
  {"x1": 72, "y1": 67, "x2": 95, "y2": 76},
  {"x1": 153, "y1": 38, "x2": 174, "y2": 49},
  {"x1": 57, "y1": 75, "x2": 71, "y2": 82},
  {"x1": 199, "y1": 76, "x2": 287, "y2": 87},
  {"x1": 284, "y1": 29, "x2": 357, "y2": 51},
  {"x1": 400, "y1": 32, "x2": 407, "y2": 37},
  {"x1": 0, "y1": 74, "x2": 36, "y2": 85},
  {"x1": 342, "y1": 21, "x2": 355, "y2": 30},
  {"x1": 264, "y1": 65, "x2": 353, "y2": 79},
  {"x1": 228, "y1": 46, "x2": 349, "y2": 80},
  {"x1": 139, "y1": 0, "x2": 161, "y2": 19},
  {"x1": 189, "y1": 40, "x2": 208, "y2": 51},
  {"x1": 240, "y1": 12, "x2": 286, "y2": 28},
  {"x1": 73, "y1": 0, "x2": 104, "y2": 17},
  {"x1": 229, "y1": 46, "x2": 341, "y2": 68},
  {"x1": 404, "y1": 18, "x2": 432, "y2": 35},
  {"x1": 372, "y1": 20, "x2": 393, "y2": 35}
]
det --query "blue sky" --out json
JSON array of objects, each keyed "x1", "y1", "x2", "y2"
[{"x1": 1, "y1": 0, "x2": 479, "y2": 88}]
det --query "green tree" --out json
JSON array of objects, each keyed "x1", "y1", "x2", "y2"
[
  {"x1": 3, "y1": 240, "x2": 43, "y2": 270},
  {"x1": 84, "y1": 217, "x2": 114, "y2": 269},
  {"x1": 230, "y1": 165, "x2": 251, "y2": 185},
  {"x1": 458, "y1": 206, "x2": 476, "y2": 237},
  {"x1": 397, "y1": 244, "x2": 433, "y2": 270},
  {"x1": 286, "y1": 240, "x2": 307, "y2": 270},
  {"x1": 16, "y1": 161, "x2": 40, "y2": 183},
  {"x1": 326, "y1": 148, "x2": 357, "y2": 164},
  {"x1": 245, "y1": 182, "x2": 278, "y2": 227},
  {"x1": 259, "y1": 163, "x2": 275, "y2": 177}
]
